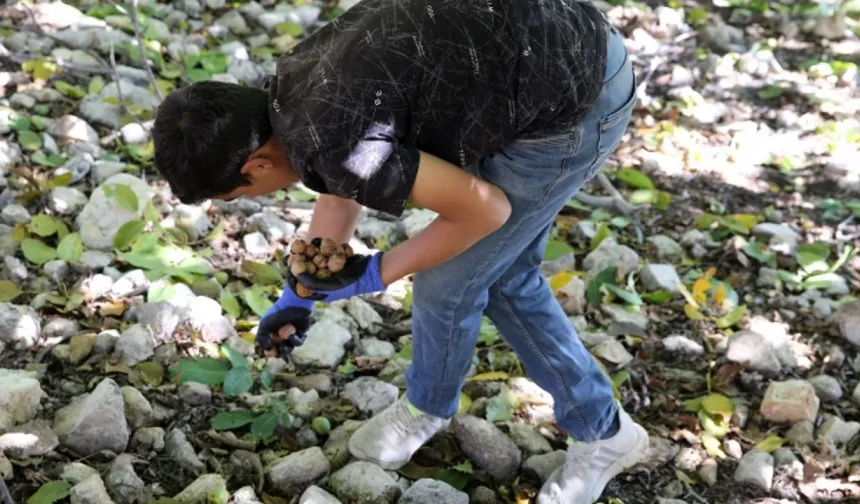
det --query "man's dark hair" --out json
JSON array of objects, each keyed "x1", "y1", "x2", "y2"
[{"x1": 152, "y1": 81, "x2": 273, "y2": 203}]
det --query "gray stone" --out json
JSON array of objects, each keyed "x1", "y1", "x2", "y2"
[
  {"x1": 723, "y1": 438, "x2": 742, "y2": 459},
  {"x1": 836, "y1": 300, "x2": 860, "y2": 346},
  {"x1": 760, "y1": 380, "x2": 820, "y2": 423},
  {"x1": 646, "y1": 235, "x2": 684, "y2": 261},
  {"x1": 522, "y1": 450, "x2": 566, "y2": 482},
  {"x1": 174, "y1": 474, "x2": 228, "y2": 503},
  {"x1": 1, "y1": 203, "x2": 30, "y2": 224},
  {"x1": 700, "y1": 20, "x2": 745, "y2": 53},
  {"x1": 92, "y1": 161, "x2": 126, "y2": 184},
  {"x1": 247, "y1": 212, "x2": 295, "y2": 242},
  {"x1": 342, "y1": 377, "x2": 399, "y2": 416},
  {"x1": 110, "y1": 269, "x2": 150, "y2": 299},
  {"x1": 69, "y1": 474, "x2": 113, "y2": 504},
  {"x1": 165, "y1": 429, "x2": 205, "y2": 475},
  {"x1": 79, "y1": 96, "x2": 122, "y2": 128},
  {"x1": 10, "y1": 93, "x2": 36, "y2": 109},
  {"x1": 120, "y1": 122, "x2": 149, "y2": 144},
  {"x1": 266, "y1": 447, "x2": 331, "y2": 495},
  {"x1": 640, "y1": 264, "x2": 682, "y2": 292},
  {"x1": 785, "y1": 420, "x2": 814, "y2": 446},
  {"x1": 398, "y1": 478, "x2": 468, "y2": 504},
  {"x1": 330, "y1": 461, "x2": 402, "y2": 504},
  {"x1": 507, "y1": 423, "x2": 552, "y2": 455},
  {"x1": 726, "y1": 330, "x2": 781, "y2": 375},
  {"x1": 452, "y1": 414, "x2": 521, "y2": 482},
  {"x1": 817, "y1": 415, "x2": 860, "y2": 446},
  {"x1": 131, "y1": 426, "x2": 165, "y2": 455},
  {"x1": 291, "y1": 319, "x2": 352, "y2": 368},
  {"x1": 61, "y1": 462, "x2": 100, "y2": 485},
  {"x1": 48, "y1": 187, "x2": 88, "y2": 215},
  {"x1": 346, "y1": 297, "x2": 383, "y2": 330},
  {"x1": 178, "y1": 382, "x2": 212, "y2": 407},
  {"x1": 0, "y1": 303, "x2": 41, "y2": 350},
  {"x1": 215, "y1": 10, "x2": 250, "y2": 34},
  {"x1": 601, "y1": 304, "x2": 650, "y2": 331},
  {"x1": 55, "y1": 153, "x2": 94, "y2": 184},
  {"x1": 662, "y1": 335, "x2": 704, "y2": 355},
  {"x1": 698, "y1": 458, "x2": 718, "y2": 486},
  {"x1": 77, "y1": 173, "x2": 156, "y2": 250},
  {"x1": 324, "y1": 420, "x2": 364, "y2": 470},
  {"x1": 120, "y1": 386, "x2": 154, "y2": 428},
  {"x1": 44, "y1": 260, "x2": 70, "y2": 283},
  {"x1": 286, "y1": 388, "x2": 321, "y2": 418},
  {"x1": 356, "y1": 215, "x2": 401, "y2": 243},
  {"x1": 48, "y1": 115, "x2": 99, "y2": 145},
  {"x1": 470, "y1": 486, "x2": 498, "y2": 504},
  {"x1": 808, "y1": 374, "x2": 843, "y2": 402},
  {"x1": 104, "y1": 454, "x2": 146, "y2": 503},
  {"x1": 300, "y1": 486, "x2": 341, "y2": 504},
  {"x1": 0, "y1": 141, "x2": 23, "y2": 172},
  {"x1": 591, "y1": 339, "x2": 634, "y2": 365},
  {"x1": 131, "y1": 302, "x2": 180, "y2": 343},
  {"x1": 53, "y1": 378, "x2": 129, "y2": 456},
  {"x1": 583, "y1": 237, "x2": 640, "y2": 278},
  {"x1": 116, "y1": 324, "x2": 155, "y2": 366},
  {"x1": 357, "y1": 338, "x2": 395, "y2": 358},
  {"x1": 752, "y1": 223, "x2": 798, "y2": 253},
  {"x1": 733, "y1": 450, "x2": 773, "y2": 492},
  {"x1": 228, "y1": 59, "x2": 266, "y2": 86},
  {"x1": 3, "y1": 256, "x2": 27, "y2": 282}
]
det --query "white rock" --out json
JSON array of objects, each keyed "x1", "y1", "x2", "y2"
[
  {"x1": 399, "y1": 479, "x2": 468, "y2": 504},
  {"x1": 290, "y1": 319, "x2": 352, "y2": 368},
  {"x1": 173, "y1": 474, "x2": 228, "y2": 502},
  {"x1": 228, "y1": 59, "x2": 265, "y2": 86},
  {"x1": 583, "y1": 237, "x2": 640, "y2": 278},
  {"x1": 116, "y1": 324, "x2": 155, "y2": 366},
  {"x1": 219, "y1": 41, "x2": 249, "y2": 60},
  {"x1": 247, "y1": 212, "x2": 295, "y2": 242},
  {"x1": 357, "y1": 338, "x2": 395, "y2": 358},
  {"x1": 49, "y1": 186, "x2": 88, "y2": 215},
  {"x1": 0, "y1": 369, "x2": 44, "y2": 431},
  {"x1": 265, "y1": 447, "x2": 331, "y2": 494},
  {"x1": 79, "y1": 96, "x2": 122, "y2": 128},
  {"x1": 0, "y1": 303, "x2": 41, "y2": 350},
  {"x1": 120, "y1": 123, "x2": 150, "y2": 144},
  {"x1": 47, "y1": 114, "x2": 99, "y2": 145},
  {"x1": 92, "y1": 160, "x2": 126, "y2": 183},
  {"x1": 639, "y1": 264, "x2": 682, "y2": 292},
  {"x1": 0, "y1": 140, "x2": 23, "y2": 171},
  {"x1": 330, "y1": 461, "x2": 402, "y2": 504},
  {"x1": 342, "y1": 377, "x2": 399, "y2": 415},
  {"x1": 3, "y1": 256, "x2": 27, "y2": 282},
  {"x1": 726, "y1": 330, "x2": 781, "y2": 375},
  {"x1": 300, "y1": 485, "x2": 340, "y2": 504},
  {"x1": 55, "y1": 153, "x2": 94, "y2": 184},
  {"x1": 44, "y1": 260, "x2": 70, "y2": 283},
  {"x1": 243, "y1": 231, "x2": 269, "y2": 255},
  {"x1": 662, "y1": 335, "x2": 704, "y2": 355},
  {"x1": 76, "y1": 173, "x2": 156, "y2": 250},
  {"x1": 69, "y1": 474, "x2": 114, "y2": 504},
  {"x1": 10, "y1": 93, "x2": 36, "y2": 109},
  {"x1": 110, "y1": 269, "x2": 150, "y2": 299},
  {"x1": 346, "y1": 297, "x2": 383, "y2": 329},
  {"x1": 215, "y1": 10, "x2": 250, "y2": 34},
  {"x1": 165, "y1": 429, "x2": 205, "y2": 475},
  {"x1": 1, "y1": 203, "x2": 30, "y2": 224}
]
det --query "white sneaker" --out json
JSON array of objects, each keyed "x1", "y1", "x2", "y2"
[
  {"x1": 348, "y1": 395, "x2": 450, "y2": 470},
  {"x1": 537, "y1": 409, "x2": 649, "y2": 504}
]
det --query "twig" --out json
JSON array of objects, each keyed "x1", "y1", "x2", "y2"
[
  {"x1": 109, "y1": 42, "x2": 137, "y2": 121},
  {"x1": 574, "y1": 173, "x2": 644, "y2": 242},
  {"x1": 108, "y1": 0, "x2": 164, "y2": 101}
]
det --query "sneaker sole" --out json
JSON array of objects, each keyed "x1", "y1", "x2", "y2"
[{"x1": 590, "y1": 425, "x2": 650, "y2": 501}]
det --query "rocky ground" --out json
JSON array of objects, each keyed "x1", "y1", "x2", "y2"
[{"x1": 1, "y1": 0, "x2": 859, "y2": 503}]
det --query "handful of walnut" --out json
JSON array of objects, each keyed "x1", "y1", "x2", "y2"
[{"x1": 287, "y1": 237, "x2": 355, "y2": 297}]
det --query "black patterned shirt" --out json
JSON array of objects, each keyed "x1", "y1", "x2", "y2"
[{"x1": 267, "y1": 0, "x2": 608, "y2": 217}]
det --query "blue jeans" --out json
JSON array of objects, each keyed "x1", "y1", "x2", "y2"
[{"x1": 405, "y1": 25, "x2": 636, "y2": 443}]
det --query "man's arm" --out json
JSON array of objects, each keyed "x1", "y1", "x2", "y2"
[
  {"x1": 307, "y1": 194, "x2": 363, "y2": 244},
  {"x1": 379, "y1": 151, "x2": 512, "y2": 285}
]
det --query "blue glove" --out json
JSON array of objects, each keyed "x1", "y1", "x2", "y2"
[
  {"x1": 293, "y1": 252, "x2": 386, "y2": 303},
  {"x1": 256, "y1": 286, "x2": 314, "y2": 358}
]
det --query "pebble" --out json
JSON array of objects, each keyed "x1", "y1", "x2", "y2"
[
  {"x1": 265, "y1": 446, "x2": 330, "y2": 494},
  {"x1": 53, "y1": 378, "x2": 129, "y2": 456},
  {"x1": 300, "y1": 485, "x2": 341, "y2": 504},
  {"x1": 726, "y1": 330, "x2": 781, "y2": 375},
  {"x1": 522, "y1": 450, "x2": 566, "y2": 482},
  {"x1": 1, "y1": 203, "x2": 30, "y2": 225},
  {"x1": 646, "y1": 235, "x2": 684, "y2": 261},
  {"x1": 723, "y1": 438, "x2": 743, "y2": 459},
  {"x1": 674, "y1": 446, "x2": 705, "y2": 472},
  {"x1": 808, "y1": 374, "x2": 843, "y2": 402},
  {"x1": 330, "y1": 461, "x2": 402, "y2": 504},
  {"x1": 357, "y1": 338, "x2": 395, "y2": 358},
  {"x1": 49, "y1": 187, "x2": 87, "y2": 215},
  {"x1": 591, "y1": 338, "x2": 634, "y2": 365},
  {"x1": 836, "y1": 300, "x2": 860, "y2": 346},
  {"x1": 174, "y1": 474, "x2": 228, "y2": 503},
  {"x1": 0, "y1": 303, "x2": 41, "y2": 351},
  {"x1": 291, "y1": 319, "x2": 352, "y2": 368},
  {"x1": 698, "y1": 458, "x2": 718, "y2": 486},
  {"x1": 785, "y1": 420, "x2": 815, "y2": 446},
  {"x1": 178, "y1": 382, "x2": 212, "y2": 406},
  {"x1": 346, "y1": 297, "x2": 383, "y2": 330},
  {"x1": 452, "y1": 414, "x2": 522, "y2": 482},
  {"x1": 0, "y1": 419, "x2": 59, "y2": 458},
  {"x1": 243, "y1": 231, "x2": 269, "y2": 255},
  {"x1": 120, "y1": 386, "x2": 155, "y2": 429},
  {"x1": 399, "y1": 478, "x2": 469, "y2": 504},
  {"x1": 507, "y1": 423, "x2": 553, "y2": 455},
  {"x1": 733, "y1": 450, "x2": 773, "y2": 491},
  {"x1": 583, "y1": 238, "x2": 640, "y2": 278},
  {"x1": 116, "y1": 324, "x2": 155, "y2": 366},
  {"x1": 662, "y1": 335, "x2": 704, "y2": 355},
  {"x1": 760, "y1": 380, "x2": 820, "y2": 423},
  {"x1": 639, "y1": 264, "x2": 682, "y2": 292},
  {"x1": 772, "y1": 448, "x2": 803, "y2": 480},
  {"x1": 817, "y1": 415, "x2": 860, "y2": 446},
  {"x1": 70, "y1": 474, "x2": 113, "y2": 504},
  {"x1": 165, "y1": 429, "x2": 205, "y2": 475},
  {"x1": 342, "y1": 377, "x2": 399, "y2": 416},
  {"x1": 470, "y1": 486, "x2": 498, "y2": 504}
]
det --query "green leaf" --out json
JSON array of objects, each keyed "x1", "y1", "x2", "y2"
[
  {"x1": 433, "y1": 468, "x2": 469, "y2": 490},
  {"x1": 21, "y1": 57, "x2": 58, "y2": 80},
  {"x1": 702, "y1": 393, "x2": 734, "y2": 419},
  {"x1": 641, "y1": 290, "x2": 674, "y2": 303},
  {"x1": 199, "y1": 52, "x2": 229, "y2": 73},
  {"x1": 88, "y1": 75, "x2": 106, "y2": 95},
  {"x1": 53, "y1": 80, "x2": 87, "y2": 99},
  {"x1": 210, "y1": 409, "x2": 257, "y2": 431},
  {"x1": 31, "y1": 152, "x2": 64, "y2": 167},
  {"x1": 616, "y1": 168, "x2": 654, "y2": 189},
  {"x1": 29, "y1": 214, "x2": 59, "y2": 237},
  {"x1": 18, "y1": 130, "x2": 42, "y2": 151},
  {"x1": 586, "y1": 266, "x2": 617, "y2": 304},
  {"x1": 57, "y1": 232, "x2": 84, "y2": 262},
  {"x1": 604, "y1": 284, "x2": 643, "y2": 305},
  {"x1": 26, "y1": 480, "x2": 72, "y2": 504},
  {"x1": 758, "y1": 85, "x2": 783, "y2": 100},
  {"x1": 220, "y1": 290, "x2": 242, "y2": 318},
  {"x1": 186, "y1": 67, "x2": 211, "y2": 82},
  {"x1": 114, "y1": 219, "x2": 146, "y2": 250},
  {"x1": 796, "y1": 242, "x2": 830, "y2": 275},
  {"x1": 260, "y1": 369, "x2": 275, "y2": 389},
  {"x1": 702, "y1": 432, "x2": 726, "y2": 458},
  {"x1": 688, "y1": 6, "x2": 709, "y2": 24},
  {"x1": 275, "y1": 22, "x2": 304, "y2": 37},
  {"x1": 221, "y1": 345, "x2": 248, "y2": 369},
  {"x1": 756, "y1": 434, "x2": 785, "y2": 453},
  {"x1": 742, "y1": 241, "x2": 776, "y2": 267},
  {"x1": 590, "y1": 221, "x2": 612, "y2": 251},
  {"x1": 684, "y1": 397, "x2": 703, "y2": 413},
  {"x1": 241, "y1": 286, "x2": 273, "y2": 317},
  {"x1": 699, "y1": 410, "x2": 730, "y2": 438},
  {"x1": 105, "y1": 183, "x2": 139, "y2": 212},
  {"x1": 0, "y1": 280, "x2": 22, "y2": 302},
  {"x1": 715, "y1": 305, "x2": 746, "y2": 329},
  {"x1": 170, "y1": 357, "x2": 229, "y2": 385},
  {"x1": 802, "y1": 272, "x2": 846, "y2": 291},
  {"x1": 9, "y1": 117, "x2": 32, "y2": 131},
  {"x1": 250, "y1": 411, "x2": 278, "y2": 440},
  {"x1": 336, "y1": 362, "x2": 357, "y2": 375},
  {"x1": 222, "y1": 367, "x2": 254, "y2": 397},
  {"x1": 240, "y1": 260, "x2": 283, "y2": 285},
  {"x1": 136, "y1": 361, "x2": 165, "y2": 387},
  {"x1": 544, "y1": 240, "x2": 574, "y2": 261},
  {"x1": 21, "y1": 238, "x2": 58, "y2": 265}
]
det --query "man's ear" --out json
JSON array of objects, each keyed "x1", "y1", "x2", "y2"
[{"x1": 240, "y1": 155, "x2": 273, "y2": 176}]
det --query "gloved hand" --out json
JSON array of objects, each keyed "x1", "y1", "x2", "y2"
[
  {"x1": 256, "y1": 285, "x2": 314, "y2": 358},
  {"x1": 292, "y1": 252, "x2": 386, "y2": 303}
]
